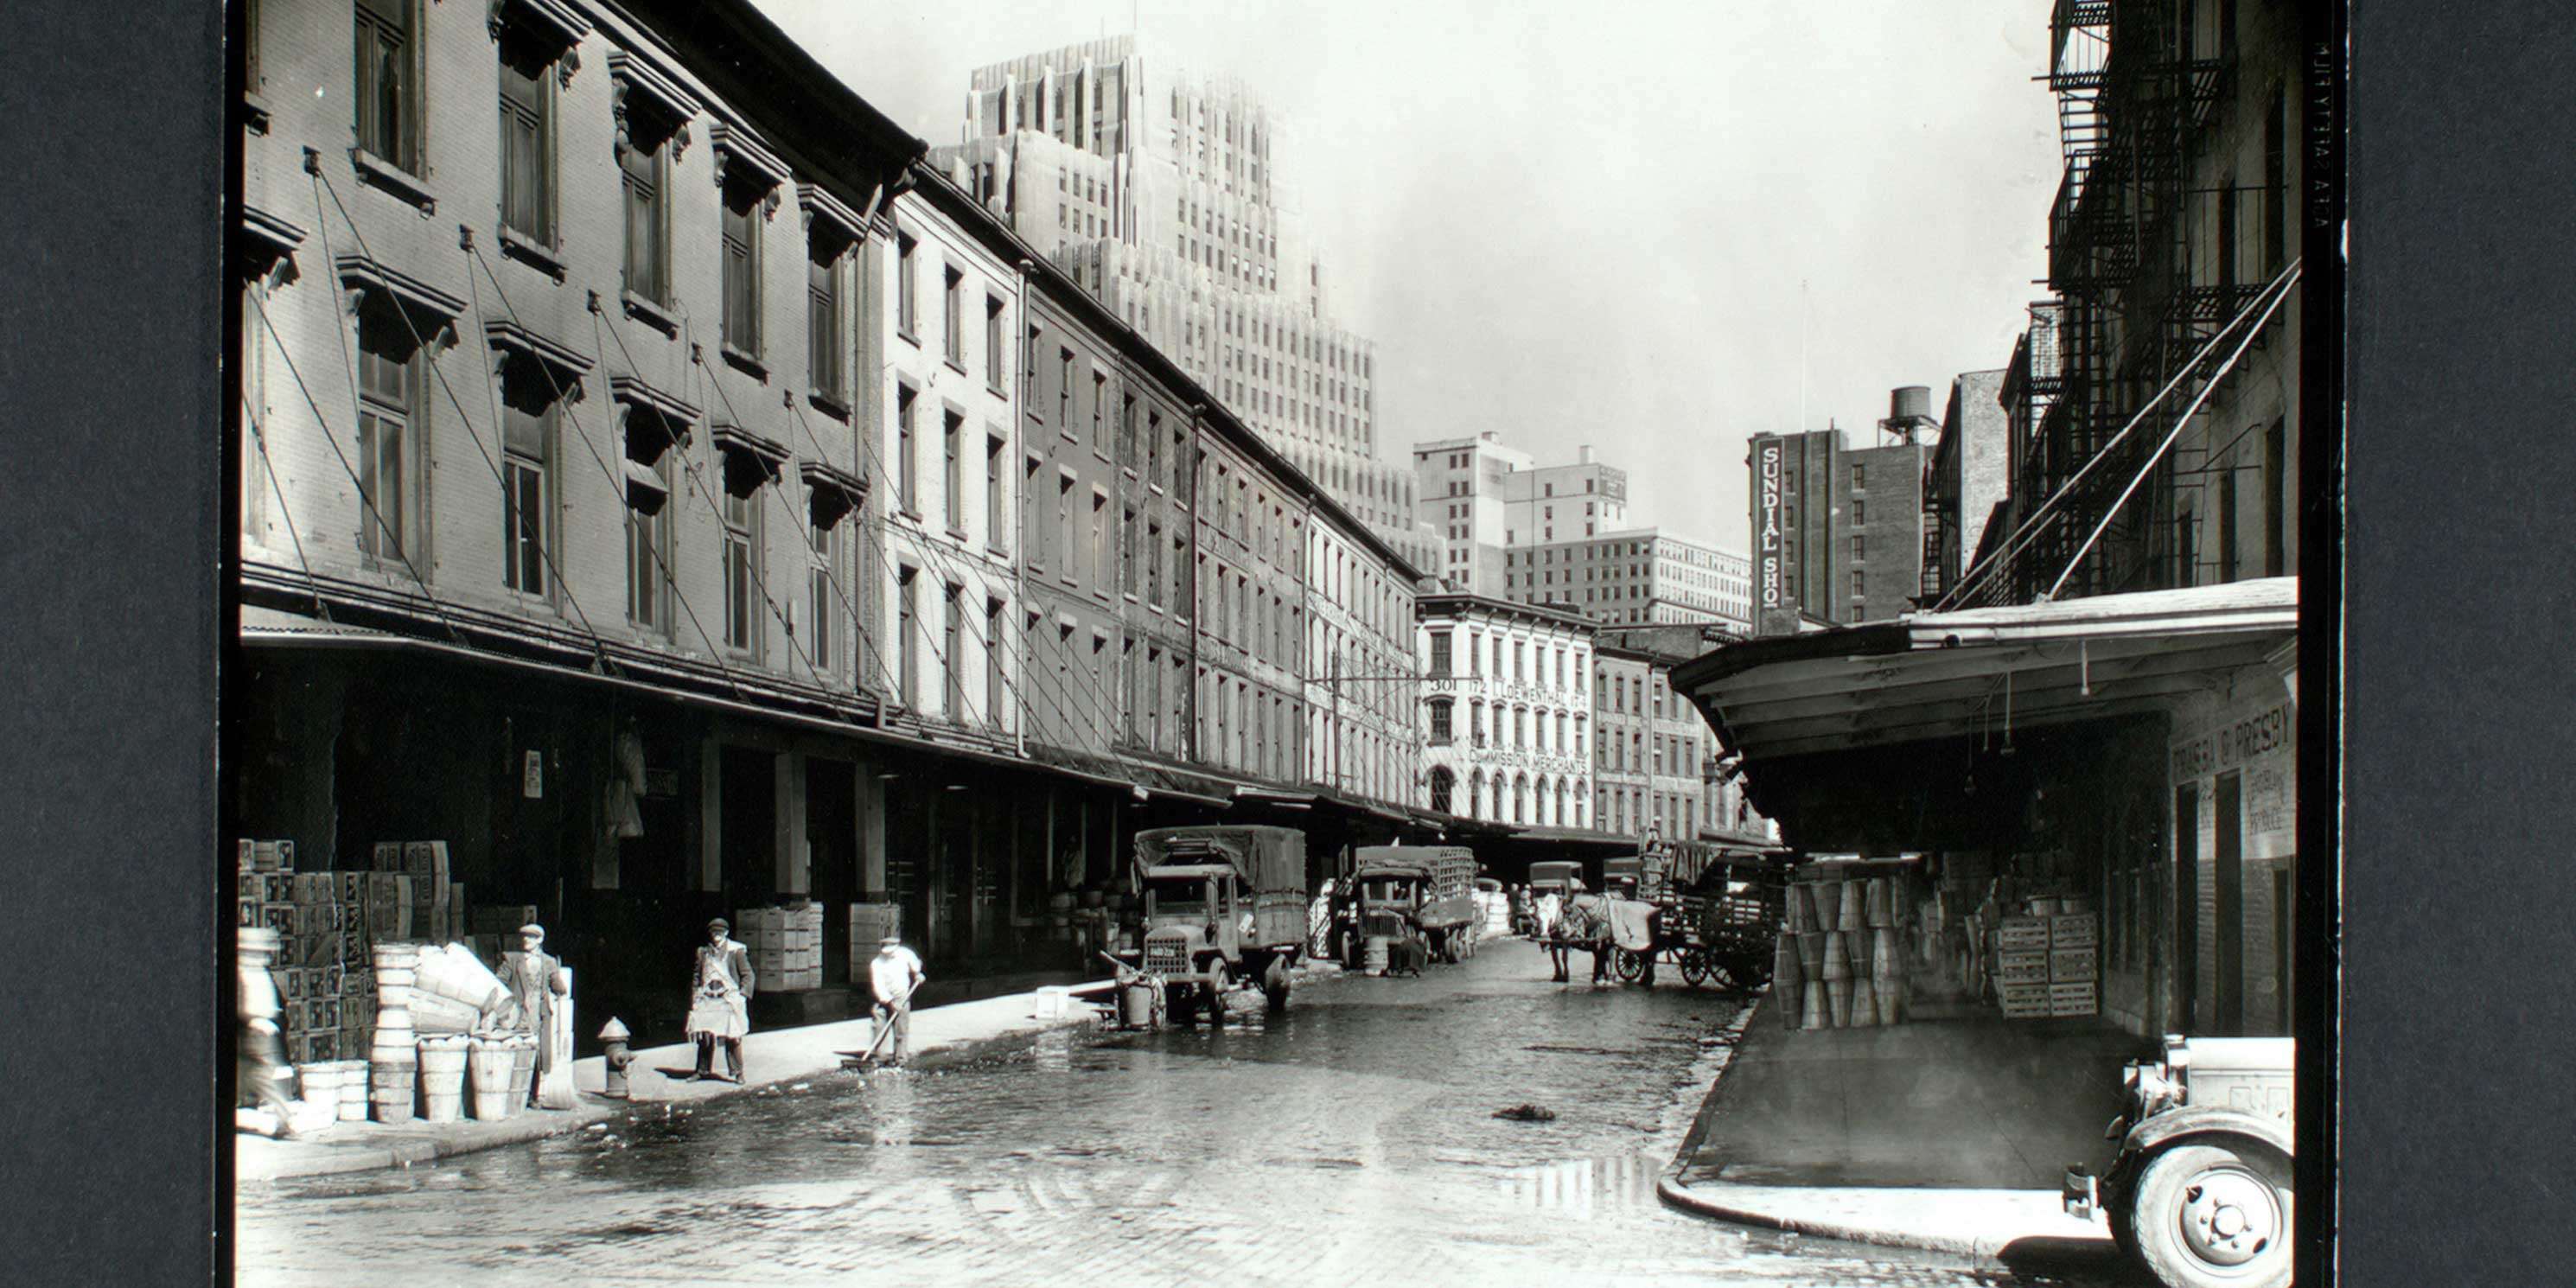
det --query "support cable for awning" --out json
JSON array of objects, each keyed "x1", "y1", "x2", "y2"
[
  {"x1": 459, "y1": 241, "x2": 753, "y2": 706},
  {"x1": 244, "y1": 379, "x2": 333, "y2": 625},
  {"x1": 245, "y1": 286, "x2": 469, "y2": 649},
  {"x1": 577, "y1": 257, "x2": 853, "y2": 709},
  {"x1": 2045, "y1": 259, "x2": 2303, "y2": 601},
  {"x1": 1934, "y1": 256, "x2": 2303, "y2": 611},
  {"x1": 831, "y1": 363, "x2": 1127, "y2": 758},
  {"x1": 310, "y1": 169, "x2": 615, "y2": 674}
]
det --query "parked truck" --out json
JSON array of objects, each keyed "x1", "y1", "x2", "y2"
[
  {"x1": 1114, "y1": 826, "x2": 1310, "y2": 1026},
  {"x1": 1349, "y1": 845, "x2": 1481, "y2": 964},
  {"x1": 2064, "y1": 1035, "x2": 2294, "y2": 1288}
]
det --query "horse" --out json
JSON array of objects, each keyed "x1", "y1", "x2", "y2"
[{"x1": 1546, "y1": 894, "x2": 1616, "y2": 985}]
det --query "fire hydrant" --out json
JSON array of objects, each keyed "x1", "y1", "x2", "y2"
[{"x1": 599, "y1": 1017, "x2": 634, "y2": 1099}]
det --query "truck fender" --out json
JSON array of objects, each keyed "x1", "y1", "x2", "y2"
[{"x1": 2118, "y1": 1106, "x2": 2294, "y2": 1166}]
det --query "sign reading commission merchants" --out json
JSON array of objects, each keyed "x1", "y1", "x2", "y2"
[{"x1": 1755, "y1": 443, "x2": 1783, "y2": 611}]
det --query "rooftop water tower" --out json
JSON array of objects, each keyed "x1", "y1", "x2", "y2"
[{"x1": 1880, "y1": 386, "x2": 1938, "y2": 445}]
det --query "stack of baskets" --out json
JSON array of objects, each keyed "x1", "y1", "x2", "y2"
[
  {"x1": 1773, "y1": 871, "x2": 1913, "y2": 1030},
  {"x1": 368, "y1": 942, "x2": 420, "y2": 1123}
]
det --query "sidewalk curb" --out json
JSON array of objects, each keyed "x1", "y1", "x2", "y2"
[
  {"x1": 1651, "y1": 995, "x2": 2117, "y2": 1265},
  {"x1": 239, "y1": 1004, "x2": 1101, "y2": 1183}
]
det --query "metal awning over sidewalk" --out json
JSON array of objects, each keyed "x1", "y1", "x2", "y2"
[{"x1": 1674, "y1": 578, "x2": 2298, "y2": 762}]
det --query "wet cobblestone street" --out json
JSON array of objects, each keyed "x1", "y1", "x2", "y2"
[{"x1": 237, "y1": 940, "x2": 2133, "y2": 1286}]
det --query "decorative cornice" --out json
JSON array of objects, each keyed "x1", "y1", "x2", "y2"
[
  {"x1": 710, "y1": 123, "x2": 791, "y2": 200},
  {"x1": 711, "y1": 424, "x2": 789, "y2": 496},
  {"x1": 797, "y1": 182, "x2": 866, "y2": 255},
  {"x1": 609, "y1": 373, "x2": 698, "y2": 466},
  {"x1": 488, "y1": 0, "x2": 592, "y2": 84},
  {"x1": 800, "y1": 460, "x2": 869, "y2": 531},
  {"x1": 484, "y1": 320, "x2": 593, "y2": 406},
  {"x1": 607, "y1": 48, "x2": 699, "y2": 160},
  {"x1": 238, "y1": 203, "x2": 306, "y2": 284},
  {"x1": 335, "y1": 253, "x2": 464, "y2": 349}
]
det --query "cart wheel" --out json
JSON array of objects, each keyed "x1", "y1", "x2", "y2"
[
  {"x1": 1613, "y1": 948, "x2": 1648, "y2": 983},
  {"x1": 1680, "y1": 950, "x2": 1711, "y2": 988},
  {"x1": 2130, "y1": 1141, "x2": 2292, "y2": 1288}
]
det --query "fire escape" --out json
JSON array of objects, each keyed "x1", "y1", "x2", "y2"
[{"x1": 2012, "y1": 0, "x2": 2243, "y2": 603}]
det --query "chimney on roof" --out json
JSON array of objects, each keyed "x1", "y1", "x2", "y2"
[
  {"x1": 1578, "y1": 445, "x2": 1593, "y2": 464},
  {"x1": 1480, "y1": 431, "x2": 1497, "y2": 443}
]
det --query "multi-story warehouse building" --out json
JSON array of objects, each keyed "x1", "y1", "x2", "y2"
[
  {"x1": 927, "y1": 37, "x2": 1437, "y2": 573},
  {"x1": 234, "y1": 0, "x2": 1421, "y2": 1042},
  {"x1": 1684, "y1": 1, "x2": 2320, "y2": 1046},
  {"x1": 1590, "y1": 642, "x2": 1726, "y2": 845},
  {"x1": 1745, "y1": 405, "x2": 1934, "y2": 634},
  {"x1": 1415, "y1": 595, "x2": 1592, "y2": 828},
  {"x1": 1502, "y1": 529, "x2": 1749, "y2": 631},
  {"x1": 1410, "y1": 432, "x2": 1527, "y2": 596}
]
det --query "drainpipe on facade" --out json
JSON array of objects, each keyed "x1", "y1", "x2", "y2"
[
  {"x1": 1184, "y1": 405, "x2": 1205, "y2": 766},
  {"x1": 1012, "y1": 258, "x2": 1034, "y2": 762}
]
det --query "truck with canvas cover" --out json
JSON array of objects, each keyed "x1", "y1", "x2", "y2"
[
  {"x1": 1119, "y1": 826, "x2": 1309, "y2": 1024},
  {"x1": 1352, "y1": 845, "x2": 1482, "y2": 962}
]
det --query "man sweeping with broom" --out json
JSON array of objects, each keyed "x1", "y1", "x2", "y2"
[{"x1": 866, "y1": 934, "x2": 926, "y2": 1068}]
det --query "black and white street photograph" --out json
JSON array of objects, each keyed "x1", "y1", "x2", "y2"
[{"x1": 219, "y1": 1, "x2": 2337, "y2": 1284}]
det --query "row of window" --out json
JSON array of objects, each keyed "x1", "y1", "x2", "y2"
[
  {"x1": 1427, "y1": 767, "x2": 1586, "y2": 829},
  {"x1": 1424, "y1": 698, "x2": 1585, "y2": 758},
  {"x1": 1424, "y1": 630, "x2": 1587, "y2": 691}
]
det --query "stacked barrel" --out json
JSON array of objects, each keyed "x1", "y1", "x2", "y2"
[
  {"x1": 1776, "y1": 870, "x2": 1917, "y2": 1030},
  {"x1": 369, "y1": 942, "x2": 419, "y2": 1123}
]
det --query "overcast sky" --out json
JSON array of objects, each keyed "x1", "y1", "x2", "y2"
[{"x1": 756, "y1": 1, "x2": 2062, "y2": 552}]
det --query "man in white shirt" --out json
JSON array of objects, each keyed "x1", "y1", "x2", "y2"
[{"x1": 868, "y1": 934, "x2": 926, "y2": 1067}]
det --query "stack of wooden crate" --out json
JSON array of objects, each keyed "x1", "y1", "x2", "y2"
[
  {"x1": 2048, "y1": 912, "x2": 2099, "y2": 1017},
  {"x1": 1994, "y1": 915, "x2": 2054, "y2": 1018},
  {"x1": 737, "y1": 902, "x2": 823, "y2": 991},
  {"x1": 849, "y1": 902, "x2": 902, "y2": 979}
]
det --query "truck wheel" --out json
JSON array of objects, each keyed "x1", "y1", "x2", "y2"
[
  {"x1": 2130, "y1": 1141, "x2": 2292, "y2": 1288},
  {"x1": 1263, "y1": 959, "x2": 1292, "y2": 1011},
  {"x1": 1203, "y1": 964, "x2": 1232, "y2": 1029}
]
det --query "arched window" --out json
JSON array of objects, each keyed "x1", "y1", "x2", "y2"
[
  {"x1": 1513, "y1": 773, "x2": 1528, "y2": 824},
  {"x1": 1429, "y1": 765, "x2": 1454, "y2": 814},
  {"x1": 1555, "y1": 780, "x2": 1569, "y2": 825},
  {"x1": 1533, "y1": 775, "x2": 1550, "y2": 826},
  {"x1": 1466, "y1": 769, "x2": 1483, "y2": 820}
]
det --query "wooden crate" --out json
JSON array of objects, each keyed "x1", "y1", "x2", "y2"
[
  {"x1": 2050, "y1": 947, "x2": 2096, "y2": 982},
  {"x1": 1996, "y1": 949, "x2": 2050, "y2": 985},
  {"x1": 1998, "y1": 982, "x2": 2053, "y2": 1018},
  {"x1": 2050, "y1": 914, "x2": 2099, "y2": 948},
  {"x1": 2048, "y1": 981, "x2": 2097, "y2": 1016},
  {"x1": 1997, "y1": 916, "x2": 2050, "y2": 950}
]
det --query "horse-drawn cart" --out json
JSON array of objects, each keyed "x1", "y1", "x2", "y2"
[{"x1": 1606, "y1": 842, "x2": 1792, "y2": 990}]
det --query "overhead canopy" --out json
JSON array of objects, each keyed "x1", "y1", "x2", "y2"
[{"x1": 1674, "y1": 578, "x2": 2298, "y2": 763}]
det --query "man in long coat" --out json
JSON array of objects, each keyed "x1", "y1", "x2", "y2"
[
  {"x1": 500, "y1": 923, "x2": 567, "y2": 1108},
  {"x1": 686, "y1": 917, "x2": 756, "y2": 1082}
]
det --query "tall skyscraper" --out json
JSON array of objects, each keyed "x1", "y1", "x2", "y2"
[{"x1": 930, "y1": 36, "x2": 1437, "y2": 571}]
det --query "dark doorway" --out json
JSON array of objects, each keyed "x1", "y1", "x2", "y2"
[
  {"x1": 808, "y1": 758, "x2": 857, "y2": 986},
  {"x1": 2273, "y1": 863, "x2": 2293, "y2": 1034},
  {"x1": 2174, "y1": 783, "x2": 2200, "y2": 1031},
  {"x1": 719, "y1": 747, "x2": 776, "y2": 913},
  {"x1": 2215, "y1": 770, "x2": 2244, "y2": 1034}
]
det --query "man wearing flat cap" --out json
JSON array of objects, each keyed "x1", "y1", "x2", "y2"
[
  {"x1": 686, "y1": 917, "x2": 755, "y2": 1082},
  {"x1": 868, "y1": 934, "x2": 926, "y2": 1067},
  {"x1": 500, "y1": 923, "x2": 569, "y2": 1107}
]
